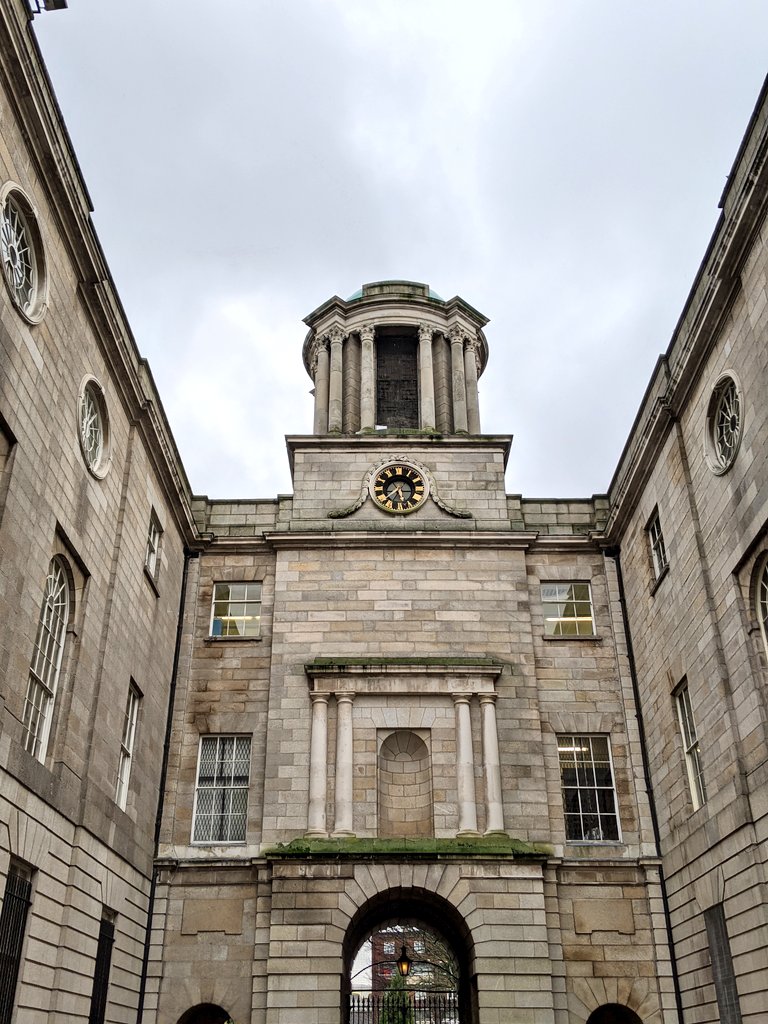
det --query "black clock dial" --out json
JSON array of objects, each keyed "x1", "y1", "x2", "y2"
[{"x1": 372, "y1": 464, "x2": 426, "y2": 514}]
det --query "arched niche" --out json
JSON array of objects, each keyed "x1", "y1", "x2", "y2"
[{"x1": 378, "y1": 730, "x2": 433, "y2": 837}]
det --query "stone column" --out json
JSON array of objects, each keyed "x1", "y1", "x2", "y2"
[
  {"x1": 313, "y1": 338, "x2": 330, "y2": 434},
  {"x1": 332, "y1": 691, "x2": 355, "y2": 836},
  {"x1": 418, "y1": 324, "x2": 436, "y2": 430},
  {"x1": 464, "y1": 334, "x2": 481, "y2": 434},
  {"x1": 359, "y1": 323, "x2": 376, "y2": 430},
  {"x1": 453, "y1": 693, "x2": 479, "y2": 835},
  {"x1": 479, "y1": 693, "x2": 505, "y2": 834},
  {"x1": 449, "y1": 325, "x2": 468, "y2": 433},
  {"x1": 327, "y1": 326, "x2": 346, "y2": 433},
  {"x1": 306, "y1": 692, "x2": 329, "y2": 837}
]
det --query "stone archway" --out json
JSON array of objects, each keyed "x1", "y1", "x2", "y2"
[
  {"x1": 587, "y1": 1006, "x2": 643, "y2": 1024},
  {"x1": 342, "y1": 886, "x2": 475, "y2": 1024},
  {"x1": 177, "y1": 1003, "x2": 233, "y2": 1024}
]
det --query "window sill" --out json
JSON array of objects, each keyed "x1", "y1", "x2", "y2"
[
  {"x1": 205, "y1": 635, "x2": 262, "y2": 643},
  {"x1": 143, "y1": 564, "x2": 160, "y2": 597},
  {"x1": 565, "y1": 840, "x2": 625, "y2": 847},
  {"x1": 542, "y1": 634, "x2": 602, "y2": 642},
  {"x1": 649, "y1": 564, "x2": 669, "y2": 596}
]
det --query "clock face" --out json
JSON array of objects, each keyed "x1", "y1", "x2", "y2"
[{"x1": 371, "y1": 463, "x2": 427, "y2": 514}]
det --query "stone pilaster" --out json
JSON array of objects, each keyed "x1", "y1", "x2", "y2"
[
  {"x1": 327, "y1": 326, "x2": 346, "y2": 433},
  {"x1": 418, "y1": 323, "x2": 436, "y2": 430},
  {"x1": 332, "y1": 691, "x2": 355, "y2": 836},
  {"x1": 449, "y1": 325, "x2": 468, "y2": 432},
  {"x1": 306, "y1": 692, "x2": 329, "y2": 836},
  {"x1": 359, "y1": 323, "x2": 376, "y2": 430},
  {"x1": 453, "y1": 693, "x2": 479, "y2": 835}
]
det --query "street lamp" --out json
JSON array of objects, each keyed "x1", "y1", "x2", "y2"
[{"x1": 396, "y1": 945, "x2": 412, "y2": 978}]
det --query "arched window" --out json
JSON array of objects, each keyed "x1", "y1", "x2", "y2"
[
  {"x1": 757, "y1": 555, "x2": 768, "y2": 662},
  {"x1": 22, "y1": 556, "x2": 70, "y2": 760}
]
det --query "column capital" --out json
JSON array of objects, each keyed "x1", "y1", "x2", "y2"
[
  {"x1": 308, "y1": 336, "x2": 329, "y2": 377},
  {"x1": 466, "y1": 332, "x2": 482, "y2": 373},
  {"x1": 358, "y1": 322, "x2": 375, "y2": 344},
  {"x1": 335, "y1": 690, "x2": 356, "y2": 704},
  {"x1": 310, "y1": 691, "x2": 330, "y2": 706},
  {"x1": 418, "y1": 323, "x2": 435, "y2": 344},
  {"x1": 478, "y1": 691, "x2": 497, "y2": 706},
  {"x1": 324, "y1": 325, "x2": 348, "y2": 346},
  {"x1": 447, "y1": 323, "x2": 467, "y2": 346},
  {"x1": 452, "y1": 692, "x2": 472, "y2": 705}
]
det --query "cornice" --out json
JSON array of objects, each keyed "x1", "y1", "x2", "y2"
[
  {"x1": 0, "y1": 4, "x2": 199, "y2": 542},
  {"x1": 263, "y1": 530, "x2": 537, "y2": 550}
]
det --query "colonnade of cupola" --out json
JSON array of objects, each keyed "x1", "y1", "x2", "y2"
[{"x1": 302, "y1": 281, "x2": 489, "y2": 435}]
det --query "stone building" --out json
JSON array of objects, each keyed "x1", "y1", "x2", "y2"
[{"x1": 0, "y1": 3, "x2": 766, "y2": 1024}]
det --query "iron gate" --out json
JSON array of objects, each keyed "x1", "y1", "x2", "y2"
[{"x1": 350, "y1": 990, "x2": 459, "y2": 1024}]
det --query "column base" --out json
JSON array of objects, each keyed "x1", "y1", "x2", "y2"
[
  {"x1": 304, "y1": 830, "x2": 329, "y2": 839},
  {"x1": 483, "y1": 829, "x2": 509, "y2": 838},
  {"x1": 456, "y1": 830, "x2": 481, "y2": 838},
  {"x1": 331, "y1": 830, "x2": 356, "y2": 839}
]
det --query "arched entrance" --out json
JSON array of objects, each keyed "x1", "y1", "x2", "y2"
[
  {"x1": 342, "y1": 887, "x2": 475, "y2": 1024},
  {"x1": 586, "y1": 1006, "x2": 643, "y2": 1024},
  {"x1": 177, "y1": 1004, "x2": 233, "y2": 1024}
]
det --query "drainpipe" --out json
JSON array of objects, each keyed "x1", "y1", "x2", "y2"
[
  {"x1": 136, "y1": 547, "x2": 194, "y2": 1023},
  {"x1": 604, "y1": 545, "x2": 685, "y2": 1024}
]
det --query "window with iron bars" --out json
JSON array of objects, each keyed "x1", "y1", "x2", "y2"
[{"x1": 0, "y1": 862, "x2": 33, "y2": 1024}]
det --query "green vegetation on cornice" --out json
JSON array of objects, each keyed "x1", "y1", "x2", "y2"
[
  {"x1": 263, "y1": 835, "x2": 551, "y2": 860},
  {"x1": 306, "y1": 657, "x2": 504, "y2": 668}
]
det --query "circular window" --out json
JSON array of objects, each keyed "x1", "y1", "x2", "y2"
[
  {"x1": 78, "y1": 377, "x2": 110, "y2": 477},
  {"x1": 0, "y1": 184, "x2": 46, "y2": 322},
  {"x1": 706, "y1": 374, "x2": 742, "y2": 474}
]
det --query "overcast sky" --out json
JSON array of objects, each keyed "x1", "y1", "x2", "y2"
[{"x1": 34, "y1": 1, "x2": 768, "y2": 500}]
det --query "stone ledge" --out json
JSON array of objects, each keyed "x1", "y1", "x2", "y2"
[{"x1": 263, "y1": 835, "x2": 552, "y2": 860}]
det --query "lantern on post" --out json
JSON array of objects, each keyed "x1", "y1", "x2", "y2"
[{"x1": 396, "y1": 945, "x2": 412, "y2": 978}]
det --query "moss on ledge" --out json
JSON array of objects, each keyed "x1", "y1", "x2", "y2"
[
  {"x1": 306, "y1": 657, "x2": 504, "y2": 669},
  {"x1": 263, "y1": 835, "x2": 552, "y2": 860}
]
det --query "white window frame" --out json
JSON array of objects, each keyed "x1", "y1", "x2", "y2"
[
  {"x1": 557, "y1": 734, "x2": 621, "y2": 842},
  {"x1": 757, "y1": 555, "x2": 768, "y2": 663},
  {"x1": 0, "y1": 183, "x2": 47, "y2": 323},
  {"x1": 707, "y1": 374, "x2": 742, "y2": 473},
  {"x1": 647, "y1": 508, "x2": 668, "y2": 580},
  {"x1": 192, "y1": 735, "x2": 251, "y2": 844},
  {"x1": 541, "y1": 581, "x2": 595, "y2": 636},
  {"x1": 210, "y1": 581, "x2": 262, "y2": 638},
  {"x1": 676, "y1": 682, "x2": 706, "y2": 810},
  {"x1": 116, "y1": 683, "x2": 141, "y2": 810},
  {"x1": 22, "y1": 556, "x2": 69, "y2": 760},
  {"x1": 144, "y1": 511, "x2": 161, "y2": 581},
  {"x1": 77, "y1": 376, "x2": 111, "y2": 479}
]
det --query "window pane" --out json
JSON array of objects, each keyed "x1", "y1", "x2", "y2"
[
  {"x1": 558, "y1": 734, "x2": 619, "y2": 842},
  {"x1": 542, "y1": 582, "x2": 594, "y2": 636},
  {"x1": 193, "y1": 736, "x2": 250, "y2": 843}
]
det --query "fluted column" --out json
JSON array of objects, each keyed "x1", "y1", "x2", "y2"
[
  {"x1": 464, "y1": 335, "x2": 481, "y2": 434},
  {"x1": 359, "y1": 323, "x2": 376, "y2": 430},
  {"x1": 479, "y1": 693, "x2": 505, "y2": 834},
  {"x1": 418, "y1": 324, "x2": 436, "y2": 430},
  {"x1": 313, "y1": 339, "x2": 330, "y2": 434},
  {"x1": 306, "y1": 692, "x2": 329, "y2": 836},
  {"x1": 453, "y1": 693, "x2": 479, "y2": 835},
  {"x1": 449, "y1": 325, "x2": 468, "y2": 433},
  {"x1": 332, "y1": 691, "x2": 356, "y2": 836},
  {"x1": 327, "y1": 326, "x2": 346, "y2": 433}
]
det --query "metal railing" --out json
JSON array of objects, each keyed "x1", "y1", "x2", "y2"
[{"x1": 350, "y1": 990, "x2": 460, "y2": 1024}]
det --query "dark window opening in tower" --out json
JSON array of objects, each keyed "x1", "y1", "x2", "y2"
[{"x1": 376, "y1": 328, "x2": 419, "y2": 429}]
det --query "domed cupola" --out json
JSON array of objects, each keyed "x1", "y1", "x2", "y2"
[{"x1": 302, "y1": 281, "x2": 489, "y2": 435}]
